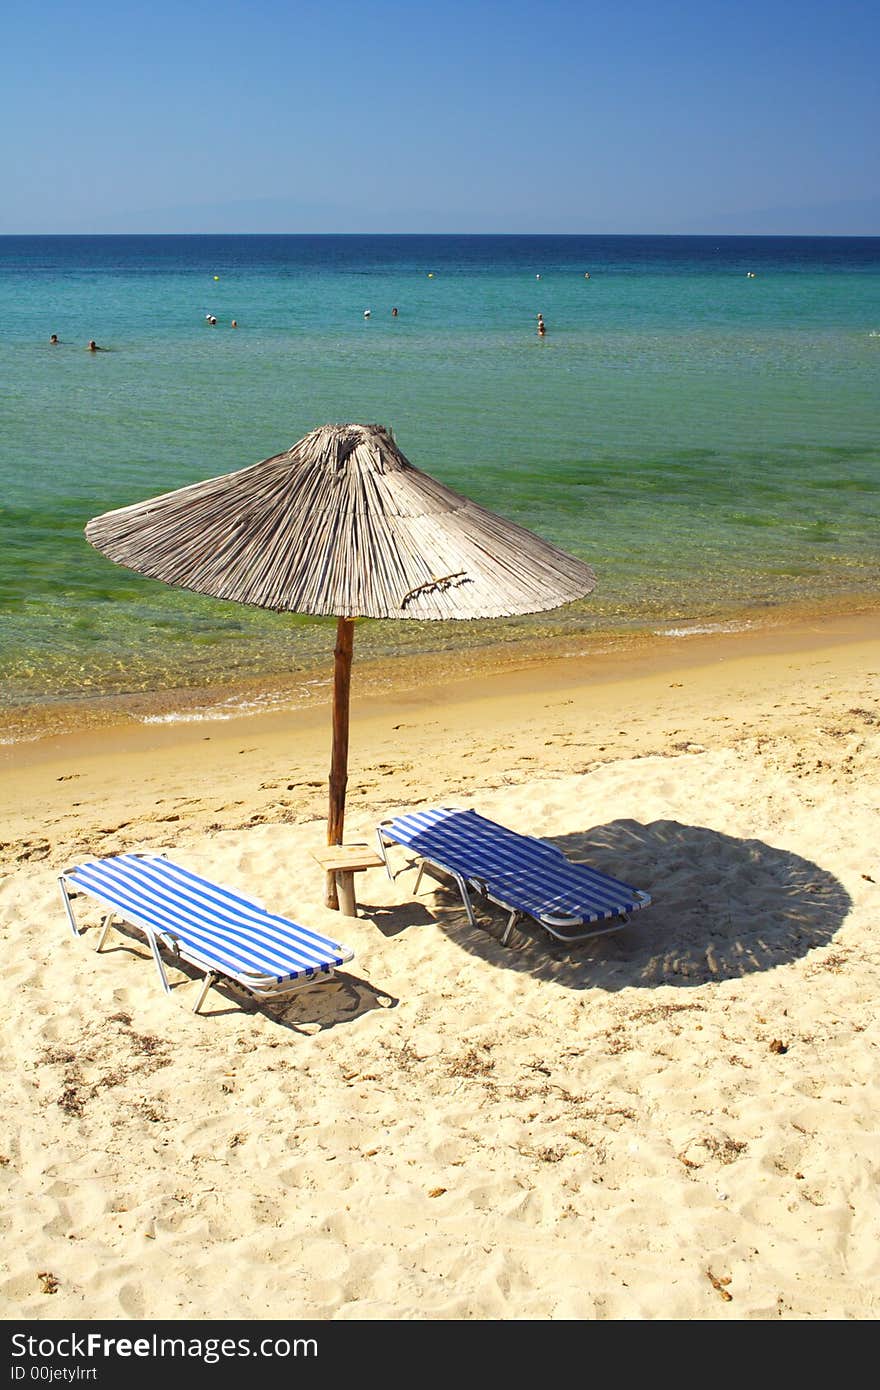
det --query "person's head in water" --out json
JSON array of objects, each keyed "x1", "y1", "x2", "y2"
[
  {"x1": 87, "y1": 340, "x2": 97, "y2": 351},
  {"x1": 49, "y1": 333, "x2": 59, "y2": 344},
  {"x1": 391, "y1": 306, "x2": 399, "y2": 317}
]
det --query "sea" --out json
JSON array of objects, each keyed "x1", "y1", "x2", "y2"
[{"x1": 1, "y1": 234, "x2": 878, "y2": 738}]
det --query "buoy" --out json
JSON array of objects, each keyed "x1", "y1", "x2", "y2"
[
  {"x1": 364, "y1": 309, "x2": 371, "y2": 318},
  {"x1": 213, "y1": 275, "x2": 219, "y2": 281},
  {"x1": 427, "y1": 273, "x2": 434, "y2": 278}
]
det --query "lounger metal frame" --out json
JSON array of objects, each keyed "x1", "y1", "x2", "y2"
[
  {"x1": 60, "y1": 852, "x2": 354, "y2": 1013},
  {"x1": 376, "y1": 808, "x2": 652, "y2": 945}
]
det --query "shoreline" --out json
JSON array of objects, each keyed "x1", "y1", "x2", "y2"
[
  {"x1": 3, "y1": 592, "x2": 878, "y2": 748},
  {"x1": 3, "y1": 603, "x2": 877, "y2": 874}
]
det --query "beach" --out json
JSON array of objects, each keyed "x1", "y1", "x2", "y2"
[{"x1": 1, "y1": 607, "x2": 878, "y2": 1320}]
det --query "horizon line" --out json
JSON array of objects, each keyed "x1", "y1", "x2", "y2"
[{"x1": 1, "y1": 229, "x2": 879, "y2": 239}]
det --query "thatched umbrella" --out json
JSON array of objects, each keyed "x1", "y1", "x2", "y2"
[{"x1": 86, "y1": 423, "x2": 596, "y2": 907}]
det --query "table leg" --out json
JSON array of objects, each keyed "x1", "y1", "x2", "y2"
[{"x1": 336, "y1": 870, "x2": 357, "y2": 917}]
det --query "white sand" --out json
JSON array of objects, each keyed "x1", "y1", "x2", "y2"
[{"x1": 1, "y1": 611, "x2": 878, "y2": 1319}]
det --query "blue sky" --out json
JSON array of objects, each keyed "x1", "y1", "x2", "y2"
[{"x1": 2, "y1": 0, "x2": 877, "y2": 233}]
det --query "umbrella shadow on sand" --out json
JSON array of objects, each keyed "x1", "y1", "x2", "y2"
[
  {"x1": 403, "y1": 819, "x2": 852, "y2": 991},
  {"x1": 364, "y1": 900, "x2": 442, "y2": 938}
]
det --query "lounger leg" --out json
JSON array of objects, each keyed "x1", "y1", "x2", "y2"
[
  {"x1": 501, "y1": 911, "x2": 519, "y2": 946},
  {"x1": 95, "y1": 913, "x2": 115, "y2": 952},
  {"x1": 453, "y1": 873, "x2": 477, "y2": 928},
  {"x1": 193, "y1": 973, "x2": 217, "y2": 1015},
  {"x1": 58, "y1": 877, "x2": 81, "y2": 939},
  {"x1": 413, "y1": 860, "x2": 427, "y2": 894},
  {"x1": 145, "y1": 932, "x2": 172, "y2": 996},
  {"x1": 376, "y1": 829, "x2": 395, "y2": 881}
]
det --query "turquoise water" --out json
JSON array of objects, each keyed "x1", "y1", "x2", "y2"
[{"x1": 1, "y1": 235, "x2": 878, "y2": 716}]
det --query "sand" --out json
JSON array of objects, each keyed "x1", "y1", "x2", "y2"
[{"x1": 1, "y1": 609, "x2": 878, "y2": 1320}]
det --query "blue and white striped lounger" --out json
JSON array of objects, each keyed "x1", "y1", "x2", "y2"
[
  {"x1": 377, "y1": 807, "x2": 651, "y2": 945},
  {"x1": 59, "y1": 853, "x2": 354, "y2": 1014}
]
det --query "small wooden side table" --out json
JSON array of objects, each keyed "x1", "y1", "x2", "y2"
[{"x1": 311, "y1": 843, "x2": 385, "y2": 917}]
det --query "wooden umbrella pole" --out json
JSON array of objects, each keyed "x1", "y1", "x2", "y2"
[{"x1": 326, "y1": 616, "x2": 354, "y2": 908}]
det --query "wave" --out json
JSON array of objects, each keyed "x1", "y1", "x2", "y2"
[{"x1": 655, "y1": 622, "x2": 754, "y2": 638}]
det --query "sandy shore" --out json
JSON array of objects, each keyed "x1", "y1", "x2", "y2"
[{"x1": 1, "y1": 609, "x2": 878, "y2": 1319}]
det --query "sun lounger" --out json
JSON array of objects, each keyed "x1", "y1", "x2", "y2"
[
  {"x1": 377, "y1": 807, "x2": 651, "y2": 944},
  {"x1": 59, "y1": 853, "x2": 354, "y2": 1013}
]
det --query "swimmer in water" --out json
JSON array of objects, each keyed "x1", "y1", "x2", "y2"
[
  {"x1": 86, "y1": 339, "x2": 104, "y2": 351},
  {"x1": 49, "y1": 333, "x2": 59, "y2": 344},
  {"x1": 391, "y1": 306, "x2": 399, "y2": 317},
  {"x1": 537, "y1": 314, "x2": 546, "y2": 337},
  {"x1": 231, "y1": 319, "x2": 238, "y2": 328}
]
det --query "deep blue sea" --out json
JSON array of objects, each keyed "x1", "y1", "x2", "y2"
[{"x1": 1, "y1": 234, "x2": 878, "y2": 731}]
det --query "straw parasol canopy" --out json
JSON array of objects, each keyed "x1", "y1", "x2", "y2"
[{"x1": 86, "y1": 423, "x2": 597, "y2": 904}]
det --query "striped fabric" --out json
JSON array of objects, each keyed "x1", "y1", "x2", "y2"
[
  {"x1": 381, "y1": 807, "x2": 651, "y2": 928},
  {"x1": 63, "y1": 854, "x2": 353, "y2": 987}
]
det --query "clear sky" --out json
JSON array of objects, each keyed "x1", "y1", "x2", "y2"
[{"x1": 2, "y1": 0, "x2": 878, "y2": 234}]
